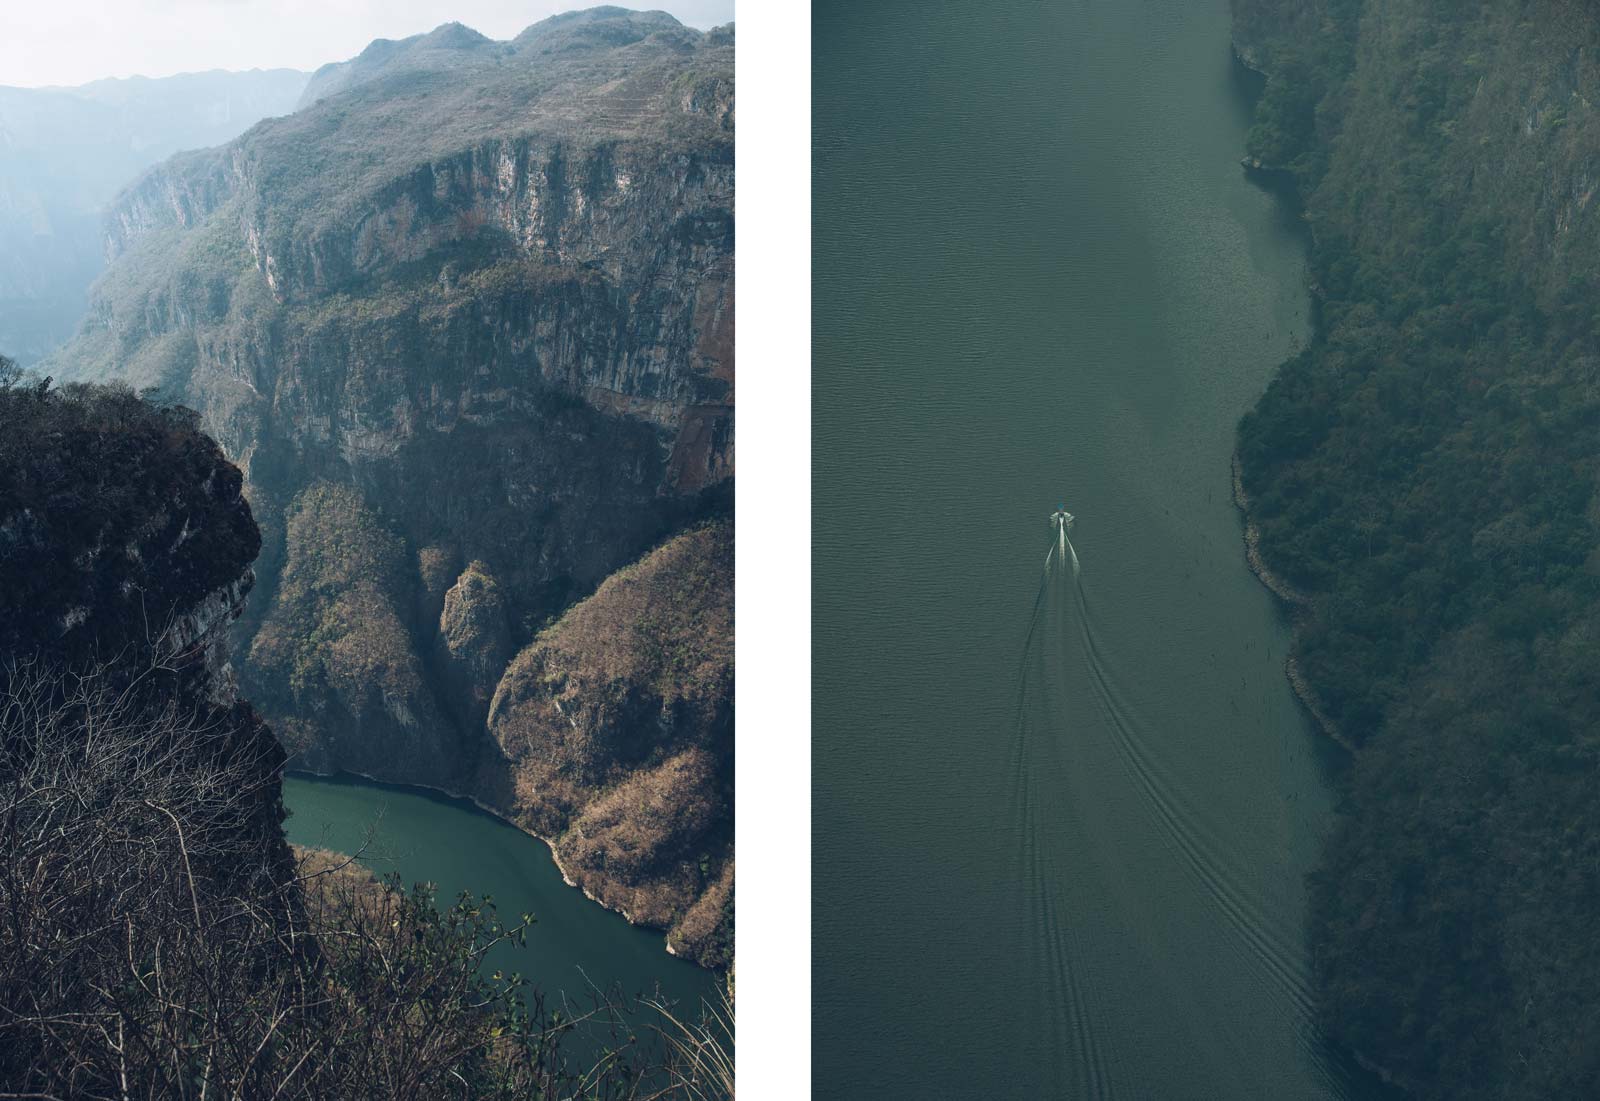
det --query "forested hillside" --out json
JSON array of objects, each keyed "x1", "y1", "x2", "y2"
[{"x1": 1233, "y1": 0, "x2": 1600, "y2": 1094}]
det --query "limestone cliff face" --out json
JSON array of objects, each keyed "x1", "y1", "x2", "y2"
[
  {"x1": 49, "y1": 9, "x2": 734, "y2": 965},
  {"x1": 101, "y1": 132, "x2": 734, "y2": 442}
]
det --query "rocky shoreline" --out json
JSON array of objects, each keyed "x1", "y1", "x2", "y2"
[
  {"x1": 1231, "y1": 453, "x2": 1358, "y2": 754},
  {"x1": 286, "y1": 765, "x2": 702, "y2": 964}
]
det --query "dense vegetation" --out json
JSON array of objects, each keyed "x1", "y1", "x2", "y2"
[
  {"x1": 0, "y1": 365, "x2": 729, "y2": 1097},
  {"x1": 1233, "y1": 0, "x2": 1600, "y2": 1095},
  {"x1": 249, "y1": 481, "x2": 447, "y2": 773},
  {"x1": 0, "y1": 362, "x2": 261, "y2": 657}
]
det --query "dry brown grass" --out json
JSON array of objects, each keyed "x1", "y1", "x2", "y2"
[{"x1": 485, "y1": 521, "x2": 732, "y2": 967}]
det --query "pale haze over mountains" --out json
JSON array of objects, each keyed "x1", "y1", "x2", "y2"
[
  {"x1": 0, "y1": 2, "x2": 732, "y2": 365},
  {"x1": 0, "y1": 70, "x2": 310, "y2": 362},
  {"x1": 0, "y1": 1, "x2": 735, "y2": 87}
]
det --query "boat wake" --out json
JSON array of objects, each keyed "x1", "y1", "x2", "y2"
[{"x1": 1006, "y1": 526, "x2": 1352, "y2": 1098}]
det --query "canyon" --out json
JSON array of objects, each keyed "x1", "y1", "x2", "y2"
[{"x1": 50, "y1": 7, "x2": 735, "y2": 966}]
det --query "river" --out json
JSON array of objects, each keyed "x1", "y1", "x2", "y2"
[
  {"x1": 814, "y1": 1, "x2": 1384, "y2": 1096},
  {"x1": 281, "y1": 774, "x2": 721, "y2": 1040}
]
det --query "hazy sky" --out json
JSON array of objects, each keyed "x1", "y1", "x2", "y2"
[{"x1": 0, "y1": 0, "x2": 736, "y2": 88}]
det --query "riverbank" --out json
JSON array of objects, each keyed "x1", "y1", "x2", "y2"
[
  {"x1": 286, "y1": 765, "x2": 716, "y2": 970},
  {"x1": 280, "y1": 769, "x2": 728, "y2": 1044},
  {"x1": 1231, "y1": 453, "x2": 1358, "y2": 754}
]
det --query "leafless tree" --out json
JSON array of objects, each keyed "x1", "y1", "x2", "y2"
[{"x1": 0, "y1": 654, "x2": 733, "y2": 1100}]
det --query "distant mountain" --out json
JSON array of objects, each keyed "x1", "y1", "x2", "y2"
[
  {"x1": 294, "y1": 7, "x2": 705, "y2": 109},
  {"x1": 0, "y1": 69, "x2": 308, "y2": 362},
  {"x1": 296, "y1": 21, "x2": 499, "y2": 108}
]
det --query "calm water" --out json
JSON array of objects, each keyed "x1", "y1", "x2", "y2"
[
  {"x1": 281, "y1": 774, "x2": 720, "y2": 1029},
  {"x1": 815, "y1": 1, "x2": 1381, "y2": 1097}
]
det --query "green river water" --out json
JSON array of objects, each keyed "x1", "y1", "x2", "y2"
[
  {"x1": 281, "y1": 774, "x2": 720, "y2": 1036},
  {"x1": 815, "y1": 1, "x2": 1388, "y2": 1096}
]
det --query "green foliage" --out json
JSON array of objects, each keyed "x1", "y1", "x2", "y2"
[
  {"x1": 1235, "y1": 0, "x2": 1600, "y2": 1095},
  {"x1": 1246, "y1": 51, "x2": 1323, "y2": 171},
  {"x1": 1239, "y1": 0, "x2": 1360, "y2": 185},
  {"x1": 250, "y1": 482, "x2": 430, "y2": 735}
]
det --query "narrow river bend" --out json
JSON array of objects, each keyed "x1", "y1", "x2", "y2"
[{"x1": 281, "y1": 775, "x2": 720, "y2": 1034}]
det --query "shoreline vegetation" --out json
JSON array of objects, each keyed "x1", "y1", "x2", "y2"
[
  {"x1": 1231, "y1": 454, "x2": 1358, "y2": 754},
  {"x1": 1231, "y1": 0, "x2": 1600, "y2": 1096}
]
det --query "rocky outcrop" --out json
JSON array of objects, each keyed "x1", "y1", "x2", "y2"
[
  {"x1": 0, "y1": 373, "x2": 291, "y2": 890},
  {"x1": 438, "y1": 561, "x2": 513, "y2": 727},
  {"x1": 0, "y1": 386, "x2": 261, "y2": 662}
]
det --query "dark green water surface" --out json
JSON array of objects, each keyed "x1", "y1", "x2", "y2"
[
  {"x1": 281, "y1": 774, "x2": 719, "y2": 1026},
  {"x1": 814, "y1": 2, "x2": 1381, "y2": 1097}
]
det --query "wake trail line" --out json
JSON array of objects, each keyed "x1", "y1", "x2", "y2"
[
  {"x1": 1068, "y1": 577, "x2": 1321, "y2": 1028},
  {"x1": 1008, "y1": 534, "x2": 1125, "y2": 1099}
]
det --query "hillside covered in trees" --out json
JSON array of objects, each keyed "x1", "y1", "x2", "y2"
[{"x1": 1233, "y1": 0, "x2": 1600, "y2": 1095}]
